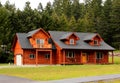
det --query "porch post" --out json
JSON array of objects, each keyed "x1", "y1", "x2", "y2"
[
  {"x1": 36, "y1": 49, "x2": 38, "y2": 65},
  {"x1": 59, "y1": 50, "x2": 61, "y2": 64},
  {"x1": 80, "y1": 51, "x2": 82, "y2": 64},
  {"x1": 50, "y1": 51, "x2": 52, "y2": 65},
  {"x1": 94, "y1": 51, "x2": 96, "y2": 64},
  {"x1": 112, "y1": 51, "x2": 114, "y2": 64},
  {"x1": 63, "y1": 50, "x2": 66, "y2": 65}
]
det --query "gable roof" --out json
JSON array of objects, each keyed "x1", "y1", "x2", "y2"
[
  {"x1": 49, "y1": 31, "x2": 115, "y2": 51},
  {"x1": 27, "y1": 29, "x2": 39, "y2": 37},
  {"x1": 14, "y1": 28, "x2": 52, "y2": 49},
  {"x1": 60, "y1": 32, "x2": 79, "y2": 40},
  {"x1": 16, "y1": 33, "x2": 33, "y2": 49},
  {"x1": 27, "y1": 28, "x2": 50, "y2": 38},
  {"x1": 83, "y1": 33, "x2": 102, "y2": 41}
]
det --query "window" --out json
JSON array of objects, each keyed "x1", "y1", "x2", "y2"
[
  {"x1": 67, "y1": 51, "x2": 74, "y2": 58},
  {"x1": 96, "y1": 52, "x2": 103, "y2": 59},
  {"x1": 36, "y1": 39, "x2": 44, "y2": 44},
  {"x1": 45, "y1": 54, "x2": 50, "y2": 59},
  {"x1": 70, "y1": 39, "x2": 74, "y2": 44},
  {"x1": 29, "y1": 54, "x2": 35, "y2": 59},
  {"x1": 36, "y1": 39, "x2": 44, "y2": 48},
  {"x1": 94, "y1": 40, "x2": 98, "y2": 45}
]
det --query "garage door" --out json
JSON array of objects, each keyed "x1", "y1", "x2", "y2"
[{"x1": 16, "y1": 55, "x2": 22, "y2": 65}]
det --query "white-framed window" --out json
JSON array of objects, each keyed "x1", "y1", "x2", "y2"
[
  {"x1": 67, "y1": 51, "x2": 74, "y2": 58},
  {"x1": 36, "y1": 39, "x2": 44, "y2": 48},
  {"x1": 29, "y1": 54, "x2": 35, "y2": 59},
  {"x1": 70, "y1": 39, "x2": 74, "y2": 44},
  {"x1": 94, "y1": 40, "x2": 98, "y2": 45},
  {"x1": 45, "y1": 54, "x2": 50, "y2": 59},
  {"x1": 96, "y1": 52, "x2": 103, "y2": 59}
]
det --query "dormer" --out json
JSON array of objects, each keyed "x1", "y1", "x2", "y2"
[
  {"x1": 60, "y1": 32, "x2": 79, "y2": 45},
  {"x1": 27, "y1": 28, "x2": 52, "y2": 48},
  {"x1": 84, "y1": 34, "x2": 102, "y2": 46}
]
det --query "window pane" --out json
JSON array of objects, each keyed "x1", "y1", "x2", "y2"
[
  {"x1": 70, "y1": 39, "x2": 74, "y2": 44},
  {"x1": 94, "y1": 40, "x2": 98, "y2": 45},
  {"x1": 36, "y1": 39, "x2": 44, "y2": 44},
  {"x1": 96, "y1": 52, "x2": 102, "y2": 59},
  {"x1": 29, "y1": 54, "x2": 35, "y2": 59},
  {"x1": 40, "y1": 39, "x2": 44, "y2": 44},
  {"x1": 45, "y1": 54, "x2": 50, "y2": 59},
  {"x1": 67, "y1": 51, "x2": 74, "y2": 58},
  {"x1": 36, "y1": 39, "x2": 40, "y2": 44}
]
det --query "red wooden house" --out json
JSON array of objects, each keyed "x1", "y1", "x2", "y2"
[{"x1": 12, "y1": 28, "x2": 114, "y2": 65}]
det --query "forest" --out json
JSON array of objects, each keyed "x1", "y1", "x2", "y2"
[{"x1": 0, "y1": 0, "x2": 120, "y2": 63}]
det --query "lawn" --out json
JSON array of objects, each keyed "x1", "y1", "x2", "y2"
[{"x1": 0, "y1": 56, "x2": 120, "y2": 81}]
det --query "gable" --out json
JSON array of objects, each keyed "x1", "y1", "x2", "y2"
[
  {"x1": 60, "y1": 32, "x2": 79, "y2": 45},
  {"x1": 28, "y1": 28, "x2": 51, "y2": 48},
  {"x1": 12, "y1": 36, "x2": 23, "y2": 55},
  {"x1": 84, "y1": 34, "x2": 103, "y2": 46}
]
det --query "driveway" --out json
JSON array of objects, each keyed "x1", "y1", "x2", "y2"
[
  {"x1": 0, "y1": 75, "x2": 35, "y2": 83},
  {"x1": 0, "y1": 74, "x2": 120, "y2": 83}
]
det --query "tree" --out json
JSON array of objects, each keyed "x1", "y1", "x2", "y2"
[
  {"x1": 110, "y1": 0, "x2": 120, "y2": 49},
  {"x1": 97, "y1": 0, "x2": 113, "y2": 45}
]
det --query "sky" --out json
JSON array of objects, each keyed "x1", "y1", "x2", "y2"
[{"x1": 0, "y1": 0, "x2": 85, "y2": 10}]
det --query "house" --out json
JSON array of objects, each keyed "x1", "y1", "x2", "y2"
[{"x1": 12, "y1": 28, "x2": 115, "y2": 65}]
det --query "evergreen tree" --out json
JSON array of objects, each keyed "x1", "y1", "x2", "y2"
[{"x1": 110, "y1": 0, "x2": 120, "y2": 49}]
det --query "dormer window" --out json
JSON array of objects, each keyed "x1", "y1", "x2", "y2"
[
  {"x1": 36, "y1": 39, "x2": 44, "y2": 48},
  {"x1": 94, "y1": 40, "x2": 98, "y2": 45},
  {"x1": 70, "y1": 39, "x2": 74, "y2": 45}
]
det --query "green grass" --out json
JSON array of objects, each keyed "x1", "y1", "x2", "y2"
[
  {"x1": 0, "y1": 65, "x2": 120, "y2": 81},
  {"x1": 0, "y1": 63, "x2": 10, "y2": 66},
  {"x1": 0, "y1": 56, "x2": 120, "y2": 81},
  {"x1": 109, "y1": 56, "x2": 120, "y2": 64},
  {"x1": 114, "y1": 50, "x2": 120, "y2": 53}
]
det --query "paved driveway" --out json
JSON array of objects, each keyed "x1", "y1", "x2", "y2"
[
  {"x1": 1, "y1": 74, "x2": 120, "y2": 83},
  {"x1": 0, "y1": 75, "x2": 36, "y2": 83}
]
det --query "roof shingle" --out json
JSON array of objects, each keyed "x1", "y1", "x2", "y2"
[
  {"x1": 49, "y1": 31, "x2": 115, "y2": 51},
  {"x1": 17, "y1": 33, "x2": 33, "y2": 49}
]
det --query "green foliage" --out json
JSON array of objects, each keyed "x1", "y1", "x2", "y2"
[{"x1": 0, "y1": 0, "x2": 120, "y2": 62}]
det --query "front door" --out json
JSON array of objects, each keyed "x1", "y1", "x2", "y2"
[
  {"x1": 82, "y1": 53, "x2": 87, "y2": 63},
  {"x1": 16, "y1": 55, "x2": 22, "y2": 65}
]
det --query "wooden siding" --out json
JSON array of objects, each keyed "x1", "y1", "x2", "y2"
[
  {"x1": 64, "y1": 50, "x2": 81, "y2": 64},
  {"x1": 13, "y1": 40, "x2": 23, "y2": 65},
  {"x1": 12, "y1": 28, "x2": 111, "y2": 65},
  {"x1": 29, "y1": 30, "x2": 51, "y2": 48},
  {"x1": 23, "y1": 49, "x2": 36, "y2": 64}
]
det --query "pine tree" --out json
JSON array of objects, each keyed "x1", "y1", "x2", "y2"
[{"x1": 110, "y1": 0, "x2": 120, "y2": 49}]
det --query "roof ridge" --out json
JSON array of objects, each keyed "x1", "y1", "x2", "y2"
[{"x1": 49, "y1": 30, "x2": 97, "y2": 34}]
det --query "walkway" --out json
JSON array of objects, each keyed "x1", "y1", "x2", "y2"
[{"x1": 0, "y1": 74, "x2": 120, "y2": 83}]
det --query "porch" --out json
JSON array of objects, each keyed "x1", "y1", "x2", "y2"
[
  {"x1": 35, "y1": 48, "x2": 53, "y2": 65},
  {"x1": 60, "y1": 50, "x2": 114, "y2": 65}
]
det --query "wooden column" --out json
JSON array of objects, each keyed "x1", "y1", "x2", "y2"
[
  {"x1": 63, "y1": 50, "x2": 66, "y2": 65},
  {"x1": 94, "y1": 51, "x2": 96, "y2": 64},
  {"x1": 112, "y1": 51, "x2": 114, "y2": 64},
  {"x1": 36, "y1": 49, "x2": 38, "y2": 65},
  {"x1": 59, "y1": 50, "x2": 61, "y2": 64},
  {"x1": 80, "y1": 51, "x2": 82, "y2": 64},
  {"x1": 50, "y1": 51, "x2": 52, "y2": 65}
]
